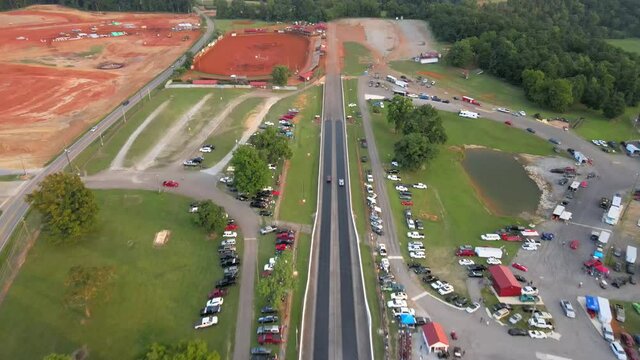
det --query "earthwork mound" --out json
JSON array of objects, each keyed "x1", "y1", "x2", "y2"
[{"x1": 97, "y1": 62, "x2": 125, "y2": 70}]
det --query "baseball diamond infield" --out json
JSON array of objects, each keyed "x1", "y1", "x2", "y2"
[{"x1": 193, "y1": 33, "x2": 313, "y2": 78}]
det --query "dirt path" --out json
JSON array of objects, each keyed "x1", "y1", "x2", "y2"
[
  {"x1": 135, "y1": 94, "x2": 212, "y2": 171},
  {"x1": 110, "y1": 100, "x2": 171, "y2": 170},
  {"x1": 202, "y1": 96, "x2": 281, "y2": 176}
]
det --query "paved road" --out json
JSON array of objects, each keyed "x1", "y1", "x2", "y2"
[
  {"x1": 0, "y1": 7, "x2": 215, "y2": 253},
  {"x1": 300, "y1": 23, "x2": 372, "y2": 360},
  {"x1": 357, "y1": 75, "x2": 639, "y2": 359}
]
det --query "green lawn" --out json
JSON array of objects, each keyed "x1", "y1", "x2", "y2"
[
  {"x1": 201, "y1": 97, "x2": 264, "y2": 168},
  {"x1": 0, "y1": 174, "x2": 27, "y2": 182},
  {"x1": 607, "y1": 38, "x2": 640, "y2": 55},
  {"x1": 276, "y1": 86, "x2": 323, "y2": 225},
  {"x1": 213, "y1": 19, "x2": 274, "y2": 34},
  {"x1": 389, "y1": 60, "x2": 639, "y2": 142},
  {"x1": 613, "y1": 301, "x2": 640, "y2": 335},
  {"x1": 284, "y1": 233, "x2": 311, "y2": 359},
  {"x1": 343, "y1": 79, "x2": 385, "y2": 359},
  {"x1": 0, "y1": 190, "x2": 238, "y2": 359},
  {"x1": 343, "y1": 42, "x2": 372, "y2": 76},
  {"x1": 368, "y1": 104, "x2": 551, "y2": 291}
]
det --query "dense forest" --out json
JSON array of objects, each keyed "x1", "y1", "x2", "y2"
[
  {"x1": 0, "y1": 0, "x2": 192, "y2": 12},
  {"x1": 4, "y1": 0, "x2": 640, "y2": 117}
]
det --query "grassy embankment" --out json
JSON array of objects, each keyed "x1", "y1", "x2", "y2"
[
  {"x1": 343, "y1": 41, "x2": 373, "y2": 77},
  {"x1": 0, "y1": 190, "x2": 239, "y2": 359},
  {"x1": 389, "y1": 60, "x2": 639, "y2": 142}
]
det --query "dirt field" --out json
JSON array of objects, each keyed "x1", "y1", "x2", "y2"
[
  {"x1": 193, "y1": 33, "x2": 312, "y2": 78},
  {"x1": 0, "y1": 5, "x2": 199, "y2": 169}
]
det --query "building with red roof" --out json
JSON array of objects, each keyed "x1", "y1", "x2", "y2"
[
  {"x1": 421, "y1": 322, "x2": 449, "y2": 353},
  {"x1": 489, "y1": 265, "x2": 522, "y2": 297}
]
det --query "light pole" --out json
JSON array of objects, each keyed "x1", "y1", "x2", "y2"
[
  {"x1": 64, "y1": 148, "x2": 71, "y2": 170},
  {"x1": 122, "y1": 107, "x2": 127, "y2": 122}
]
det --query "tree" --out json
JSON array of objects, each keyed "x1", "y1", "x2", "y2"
[
  {"x1": 446, "y1": 38, "x2": 475, "y2": 68},
  {"x1": 387, "y1": 95, "x2": 413, "y2": 132},
  {"x1": 27, "y1": 172, "x2": 98, "y2": 245},
  {"x1": 393, "y1": 133, "x2": 438, "y2": 170},
  {"x1": 193, "y1": 200, "x2": 227, "y2": 234},
  {"x1": 251, "y1": 127, "x2": 293, "y2": 163},
  {"x1": 43, "y1": 355, "x2": 72, "y2": 360},
  {"x1": 546, "y1": 78, "x2": 574, "y2": 112},
  {"x1": 231, "y1": 146, "x2": 270, "y2": 195},
  {"x1": 257, "y1": 250, "x2": 294, "y2": 307},
  {"x1": 214, "y1": 0, "x2": 229, "y2": 18},
  {"x1": 271, "y1": 65, "x2": 291, "y2": 86},
  {"x1": 521, "y1": 69, "x2": 547, "y2": 105},
  {"x1": 140, "y1": 339, "x2": 220, "y2": 360},
  {"x1": 402, "y1": 105, "x2": 448, "y2": 144},
  {"x1": 64, "y1": 265, "x2": 115, "y2": 318},
  {"x1": 603, "y1": 92, "x2": 626, "y2": 118}
]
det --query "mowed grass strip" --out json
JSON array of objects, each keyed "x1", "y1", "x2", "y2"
[
  {"x1": 607, "y1": 38, "x2": 640, "y2": 56},
  {"x1": 389, "y1": 60, "x2": 638, "y2": 142},
  {"x1": 124, "y1": 89, "x2": 242, "y2": 167},
  {"x1": 368, "y1": 105, "x2": 551, "y2": 291},
  {"x1": 213, "y1": 19, "x2": 274, "y2": 34},
  {"x1": 343, "y1": 42, "x2": 372, "y2": 76},
  {"x1": 0, "y1": 190, "x2": 238, "y2": 360},
  {"x1": 201, "y1": 97, "x2": 264, "y2": 168},
  {"x1": 276, "y1": 86, "x2": 323, "y2": 225}
]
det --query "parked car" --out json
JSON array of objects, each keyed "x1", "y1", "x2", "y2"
[
  {"x1": 609, "y1": 341, "x2": 627, "y2": 360},
  {"x1": 162, "y1": 180, "x2": 179, "y2": 188},
  {"x1": 413, "y1": 183, "x2": 428, "y2": 189},
  {"x1": 390, "y1": 292, "x2": 407, "y2": 300},
  {"x1": 258, "y1": 333, "x2": 283, "y2": 345},
  {"x1": 387, "y1": 299, "x2": 408, "y2": 308},
  {"x1": 466, "y1": 302, "x2": 481, "y2": 313},
  {"x1": 200, "y1": 305, "x2": 221, "y2": 316},
  {"x1": 216, "y1": 278, "x2": 236, "y2": 288},
  {"x1": 526, "y1": 128, "x2": 536, "y2": 134},
  {"x1": 508, "y1": 328, "x2": 527, "y2": 336},
  {"x1": 200, "y1": 145, "x2": 215, "y2": 152},
  {"x1": 512, "y1": 262, "x2": 528, "y2": 272},
  {"x1": 521, "y1": 286, "x2": 539, "y2": 296},
  {"x1": 528, "y1": 318, "x2": 553, "y2": 329},
  {"x1": 493, "y1": 308, "x2": 510, "y2": 320},
  {"x1": 508, "y1": 313, "x2": 523, "y2": 325},
  {"x1": 528, "y1": 330, "x2": 548, "y2": 339},
  {"x1": 407, "y1": 231, "x2": 425, "y2": 239},
  {"x1": 549, "y1": 138, "x2": 561, "y2": 145},
  {"x1": 458, "y1": 259, "x2": 474, "y2": 266},
  {"x1": 487, "y1": 257, "x2": 502, "y2": 265},
  {"x1": 560, "y1": 299, "x2": 576, "y2": 318},
  {"x1": 194, "y1": 315, "x2": 218, "y2": 329},
  {"x1": 260, "y1": 226, "x2": 277, "y2": 235},
  {"x1": 615, "y1": 304, "x2": 626, "y2": 323},
  {"x1": 259, "y1": 210, "x2": 273, "y2": 217}
]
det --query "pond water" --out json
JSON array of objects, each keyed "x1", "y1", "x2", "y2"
[{"x1": 462, "y1": 148, "x2": 541, "y2": 217}]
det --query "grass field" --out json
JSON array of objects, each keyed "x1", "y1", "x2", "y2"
[
  {"x1": 368, "y1": 105, "x2": 553, "y2": 291},
  {"x1": 343, "y1": 42, "x2": 372, "y2": 77},
  {"x1": 607, "y1": 38, "x2": 640, "y2": 55},
  {"x1": 275, "y1": 86, "x2": 323, "y2": 225},
  {"x1": 0, "y1": 190, "x2": 238, "y2": 359},
  {"x1": 612, "y1": 301, "x2": 640, "y2": 337},
  {"x1": 71, "y1": 89, "x2": 243, "y2": 175},
  {"x1": 343, "y1": 79, "x2": 385, "y2": 359},
  {"x1": 213, "y1": 19, "x2": 274, "y2": 34},
  {"x1": 201, "y1": 97, "x2": 264, "y2": 167},
  {"x1": 389, "y1": 60, "x2": 639, "y2": 142}
]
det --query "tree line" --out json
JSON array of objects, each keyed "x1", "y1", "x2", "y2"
[{"x1": 1, "y1": 0, "x2": 192, "y2": 12}]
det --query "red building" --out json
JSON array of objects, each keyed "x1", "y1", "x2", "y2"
[
  {"x1": 488, "y1": 265, "x2": 522, "y2": 297},
  {"x1": 421, "y1": 322, "x2": 449, "y2": 353}
]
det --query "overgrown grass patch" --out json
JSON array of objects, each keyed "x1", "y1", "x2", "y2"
[
  {"x1": 343, "y1": 42, "x2": 372, "y2": 76},
  {"x1": 607, "y1": 38, "x2": 640, "y2": 56},
  {"x1": 0, "y1": 190, "x2": 238, "y2": 359}
]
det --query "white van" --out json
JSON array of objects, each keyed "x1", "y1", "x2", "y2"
[{"x1": 407, "y1": 218, "x2": 415, "y2": 230}]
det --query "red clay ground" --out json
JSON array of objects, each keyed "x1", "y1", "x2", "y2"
[
  {"x1": 193, "y1": 33, "x2": 311, "y2": 77},
  {"x1": 0, "y1": 5, "x2": 199, "y2": 169}
]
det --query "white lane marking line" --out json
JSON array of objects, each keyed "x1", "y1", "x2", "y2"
[
  {"x1": 535, "y1": 352, "x2": 571, "y2": 360},
  {"x1": 411, "y1": 291, "x2": 429, "y2": 301},
  {"x1": 566, "y1": 221, "x2": 610, "y2": 232},
  {"x1": 245, "y1": 237, "x2": 257, "y2": 241},
  {"x1": 388, "y1": 256, "x2": 403, "y2": 260}
]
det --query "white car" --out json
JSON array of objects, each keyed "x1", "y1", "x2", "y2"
[
  {"x1": 380, "y1": 258, "x2": 390, "y2": 271},
  {"x1": 206, "y1": 297, "x2": 224, "y2": 307},
  {"x1": 410, "y1": 251, "x2": 426, "y2": 259},
  {"x1": 338, "y1": 178, "x2": 345, "y2": 186},
  {"x1": 223, "y1": 231, "x2": 237, "y2": 238},
  {"x1": 560, "y1": 299, "x2": 576, "y2": 318},
  {"x1": 267, "y1": 163, "x2": 277, "y2": 170},
  {"x1": 387, "y1": 299, "x2": 408, "y2": 308},
  {"x1": 602, "y1": 324, "x2": 615, "y2": 342},
  {"x1": 391, "y1": 161, "x2": 399, "y2": 167},
  {"x1": 438, "y1": 285, "x2": 454, "y2": 295},
  {"x1": 387, "y1": 174, "x2": 401, "y2": 181},
  {"x1": 390, "y1": 292, "x2": 408, "y2": 300},
  {"x1": 408, "y1": 244, "x2": 424, "y2": 251},
  {"x1": 264, "y1": 121, "x2": 274, "y2": 126},
  {"x1": 508, "y1": 313, "x2": 522, "y2": 325},
  {"x1": 221, "y1": 239, "x2": 236, "y2": 246},
  {"x1": 430, "y1": 280, "x2": 445, "y2": 290},
  {"x1": 392, "y1": 307, "x2": 415, "y2": 317},
  {"x1": 395, "y1": 185, "x2": 408, "y2": 191},
  {"x1": 533, "y1": 311, "x2": 553, "y2": 320},
  {"x1": 408, "y1": 93, "x2": 419, "y2": 98},
  {"x1": 413, "y1": 183, "x2": 427, "y2": 189},
  {"x1": 528, "y1": 330, "x2": 548, "y2": 339},
  {"x1": 219, "y1": 176, "x2": 233, "y2": 183},
  {"x1": 610, "y1": 341, "x2": 627, "y2": 360},
  {"x1": 408, "y1": 241, "x2": 424, "y2": 246},
  {"x1": 486, "y1": 257, "x2": 502, "y2": 265},
  {"x1": 194, "y1": 315, "x2": 218, "y2": 329},
  {"x1": 521, "y1": 243, "x2": 538, "y2": 251},
  {"x1": 458, "y1": 259, "x2": 474, "y2": 266},
  {"x1": 465, "y1": 302, "x2": 480, "y2": 313},
  {"x1": 528, "y1": 318, "x2": 553, "y2": 329},
  {"x1": 480, "y1": 233, "x2": 500, "y2": 241},
  {"x1": 407, "y1": 231, "x2": 425, "y2": 239},
  {"x1": 260, "y1": 226, "x2": 277, "y2": 235},
  {"x1": 200, "y1": 146, "x2": 213, "y2": 153},
  {"x1": 521, "y1": 286, "x2": 539, "y2": 296},
  {"x1": 90, "y1": 126, "x2": 98, "y2": 132},
  {"x1": 378, "y1": 244, "x2": 388, "y2": 256}
]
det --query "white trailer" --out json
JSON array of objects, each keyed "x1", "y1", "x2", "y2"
[
  {"x1": 386, "y1": 75, "x2": 397, "y2": 83},
  {"x1": 626, "y1": 246, "x2": 637, "y2": 264},
  {"x1": 604, "y1": 205, "x2": 622, "y2": 225},
  {"x1": 597, "y1": 230, "x2": 610, "y2": 245},
  {"x1": 395, "y1": 80, "x2": 408, "y2": 88},
  {"x1": 458, "y1": 110, "x2": 479, "y2": 119},
  {"x1": 475, "y1": 246, "x2": 503, "y2": 258},
  {"x1": 364, "y1": 94, "x2": 387, "y2": 100},
  {"x1": 597, "y1": 297, "x2": 612, "y2": 324}
]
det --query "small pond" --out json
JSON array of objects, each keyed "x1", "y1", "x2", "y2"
[{"x1": 462, "y1": 148, "x2": 541, "y2": 217}]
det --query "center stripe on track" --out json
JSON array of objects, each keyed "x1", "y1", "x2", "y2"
[
  {"x1": 411, "y1": 291, "x2": 429, "y2": 301},
  {"x1": 388, "y1": 256, "x2": 403, "y2": 260}
]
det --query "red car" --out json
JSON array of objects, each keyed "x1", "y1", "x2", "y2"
[
  {"x1": 456, "y1": 248, "x2": 475, "y2": 257},
  {"x1": 162, "y1": 180, "x2": 179, "y2": 188},
  {"x1": 512, "y1": 263, "x2": 528, "y2": 272},
  {"x1": 275, "y1": 243, "x2": 290, "y2": 251},
  {"x1": 500, "y1": 233, "x2": 522, "y2": 242},
  {"x1": 621, "y1": 332, "x2": 634, "y2": 347},
  {"x1": 277, "y1": 233, "x2": 295, "y2": 240},
  {"x1": 225, "y1": 224, "x2": 239, "y2": 231},
  {"x1": 504, "y1": 120, "x2": 513, "y2": 126},
  {"x1": 625, "y1": 347, "x2": 639, "y2": 360},
  {"x1": 258, "y1": 333, "x2": 283, "y2": 344},
  {"x1": 208, "y1": 288, "x2": 228, "y2": 299},
  {"x1": 401, "y1": 200, "x2": 414, "y2": 206}
]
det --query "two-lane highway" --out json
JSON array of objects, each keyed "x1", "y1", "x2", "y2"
[{"x1": 0, "y1": 8, "x2": 215, "y2": 251}]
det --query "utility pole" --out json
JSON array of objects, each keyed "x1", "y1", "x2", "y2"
[
  {"x1": 64, "y1": 148, "x2": 72, "y2": 170},
  {"x1": 147, "y1": 87, "x2": 151, "y2": 101},
  {"x1": 122, "y1": 107, "x2": 127, "y2": 122},
  {"x1": 19, "y1": 156, "x2": 26, "y2": 176},
  {"x1": 99, "y1": 133, "x2": 104, "y2": 147}
]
